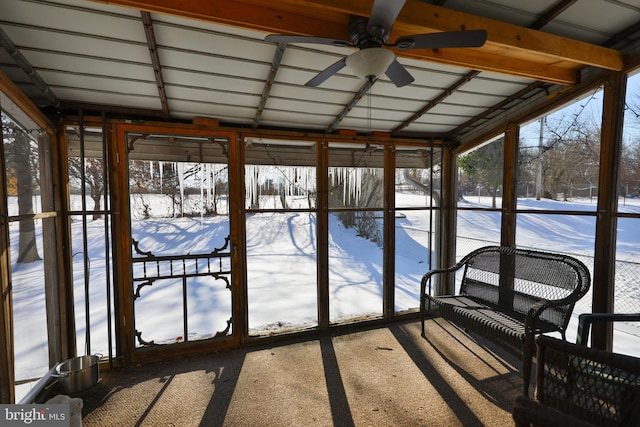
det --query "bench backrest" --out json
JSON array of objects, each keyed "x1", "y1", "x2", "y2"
[
  {"x1": 459, "y1": 246, "x2": 591, "y2": 330},
  {"x1": 533, "y1": 335, "x2": 640, "y2": 427}
]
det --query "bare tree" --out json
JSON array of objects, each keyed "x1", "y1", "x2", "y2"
[
  {"x1": 543, "y1": 116, "x2": 601, "y2": 199},
  {"x1": 458, "y1": 138, "x2": 504, "y2": 208},
  {"x1": 68, "y1": 157, "x2": 105, "y2": 220},
  {"x1": 621, "y1": 139, "x2": 640, "y2": 197},
  {"x1": 3, "y1": 123, "x2": 41, "y2": 263}
]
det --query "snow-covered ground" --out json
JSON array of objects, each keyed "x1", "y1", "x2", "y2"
[{"x1": 10, "y1": 194, "x2": 640, "y2": 401}]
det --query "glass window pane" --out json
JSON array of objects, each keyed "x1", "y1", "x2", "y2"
[
  {"x1": 244, "y1": 139, "x2": 318, "y2": 334},
  {"x1": 328, "y1": 143, "x2": 383, "y2": 209},
  {"x1": 65, "y1": 125, "x2": 116, "y2": 357},
  {"x1": 244, "y1": 139, "x2": 317, "y2": 210},
  {"x1": 457, "y1": 210, "x2": 501, "y2": 250},
  {"x1": 518, "y1": 89, "x2": 603, "y2": 210},
  {"x1": 458, "y1": 136, "x2": 504, "y2": 209},
  {"x1": 328, "y1": 210, "x2": 383, "y2": 321},
  {"x1": 516, "y1": 213, "x2": 595, "y2": 339},
  {"x1": 328, "y1": 143, "x2": 384, "y2": 322},
  {"x1": 3, "y1": 118, "x2": 51, "y2": 401},
  {"x1": 246, "y1": 212, "x2": 318, "y2": 332},
  {"x1": 621, "y1": 72, "x2": 640, "y2": 209},
  {"x1": 394, "y1": 146, "x2": 440, "y2": 312},
  {"x1": 614, "y1": 218, "x2": 640, "y2": 355},
  {"x1": 616, "y1": 71, "x2": 640, "y2": 356},
  {"x1": 517, "y1": 90, "x2": 606, "y2": 347},
  {"x1": 10, "y1": 221, "x2": 48, "y2": 394},
  {"x1": 457, "y1": 135, "x2": 504, "y2": 259}
]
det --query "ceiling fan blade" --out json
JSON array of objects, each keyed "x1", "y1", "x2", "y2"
[
  {"x1": 367, "y1": 0, "x2": 407, "y2": 38},
  {"x1": 385, "y1": 58, "x2": 414, "y2": 87},
  {"x1": 265, "y1": 34, "x2": 351, "y2": 47},
  {"x1": 305, "y1": 57, "x2": 347, "y2": 87},
  {"x1": 394, "y1": 30, "x2": 488, "y2": 50}
]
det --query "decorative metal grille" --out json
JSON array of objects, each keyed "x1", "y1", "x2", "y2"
[{"x1": 131, "y1": 235, "x2": 232, "y2": 346}]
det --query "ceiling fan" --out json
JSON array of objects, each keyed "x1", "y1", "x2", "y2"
[{"x1": 264, "y1": 0, "x2": 488, "y2": 88}]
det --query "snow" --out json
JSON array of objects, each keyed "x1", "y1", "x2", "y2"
[{"x1": 10, "y1": 194, "x2": 640, "y2": 401}]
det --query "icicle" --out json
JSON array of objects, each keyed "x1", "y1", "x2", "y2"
[
  {"x1": 247, "y1": 164, "x2": 254, "y2": 208},
  {"x1": 200, "y1": 163, "x2": 204, "y2": 218},
  {"x1": 211, "y1": 164, "x2": 216, "y2": 206},
  {"x1": 206, "y1": 163, "x2": 212, "y2": 212},
  {"x1": 343, "y1": 168, "x2": 347, "y2": 206},
  {"x1": 177, "y1": 162, "x2": 185, "y2": 217}
]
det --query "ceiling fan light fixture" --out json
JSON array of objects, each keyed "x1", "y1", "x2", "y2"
[{"x1": 345, "y1": 48, "x2": 395, "y2": 80}]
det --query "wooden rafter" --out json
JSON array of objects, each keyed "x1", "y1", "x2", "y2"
[
  {"x1": 90, "y1": 0, "x2": 625, "y2": 85},
  {"x1": 254, "y1": 42, "x2": 286, "y2": 128},
  {"x1": 529, "y1": 0, "x2": 578, "y2": 30}
]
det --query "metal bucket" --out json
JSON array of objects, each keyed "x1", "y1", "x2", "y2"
[{"x1": 54, "y1": 354, "x2": 101, "y2": 394}]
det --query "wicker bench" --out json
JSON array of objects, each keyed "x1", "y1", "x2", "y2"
[
  {"x1": 420, "y1": 246, "x2": 591, "y2": 393},
  {"x1": 512, "y1": 334, "x2": 640, "y2": 427}
]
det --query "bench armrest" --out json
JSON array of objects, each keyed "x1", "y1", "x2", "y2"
[
  {"x1": 577, "y1": 312, "x2": 640, "y2": 346},
  {"x1": 420, "y1": 265, "x2": 463, "y2": 297},
  {"x1": 420, "y1": 248, "x2": 485, "y2": 297},
  {"x1": 524, "y1": 297, "x2": 588, "y2": 365}
]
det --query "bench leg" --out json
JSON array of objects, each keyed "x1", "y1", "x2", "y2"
[
  {"x1": 522, "y1": 335, "x2": 535, "y2": 395},
  {"x1": 522, "y1": 355, "x2": 532, "y2": 395},
  {"x1": 420, "y1": 296, "x2": 426, "y2": 337}
]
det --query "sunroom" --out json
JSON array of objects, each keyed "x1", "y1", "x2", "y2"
[{"x1": 1, "y1": 0, "x2": 640, "y2": 424}]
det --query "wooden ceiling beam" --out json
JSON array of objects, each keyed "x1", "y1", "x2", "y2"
[
  {"x1": 90, "y1": 0, "x2": 351, "y2": 39},
  {"x1": 88, "y1": 0, "x2": 625, "y2": 85},
  {"x1": 297, "y1": 0, "x2": 624, "y2": 71}
]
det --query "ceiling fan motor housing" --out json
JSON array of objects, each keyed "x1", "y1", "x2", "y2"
[{"x1": 349, "y1": 16, "x2": 386, "y2": 48}]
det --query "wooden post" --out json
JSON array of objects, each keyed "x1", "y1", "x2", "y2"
[
  {"x1": 501, "y1": 124, "x2": 519, "y2": 248},
  {"x1": 592, "y1": 71, "x2": 626, "y2": 351},
  {"x1": 229, "y1": 132, "x2": 247, "y2": 344},
  {"x1": 439, "y1": 145, "x2": 458, "y2": 295},
  {"x1": 317, "y1": 139, "x2": 329, "y2": 329},
  {"x1": 383, "y1": 144, "x2": 395, "y2": 319}
]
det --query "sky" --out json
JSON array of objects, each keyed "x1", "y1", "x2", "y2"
[{"x1": 519, "y1": 72, "x2": 640, "y2": 149}]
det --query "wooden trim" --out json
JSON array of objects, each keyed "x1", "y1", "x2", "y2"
[
  {"x1": 114, "y1": 123, "x2": 239, "y2": 359},
  {"x1": 38, "y1": 132, "x2": 64, "y2": 367},
  {"x1": 56, "y1": 123, "x2": 77, "y2": 361},
  {"x1": 0, "y1": 71, "x2": 52, "y2": 132},
  {"x1": 130, "y1": 335, "x2": 238, "y2": 364},
  {"x1": 60, "y1": 115, "x2": 442, "y2": 148},
  {"x1": 0, "y1": 99, "x2": 15, "y2": 403},
  {"x1": 113, "y1": 123, "x2": 134, "y2": 362}
]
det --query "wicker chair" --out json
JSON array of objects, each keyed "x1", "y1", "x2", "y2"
[{"x1": 512, "y1": 314, "x2": 640, "y2": 427}]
